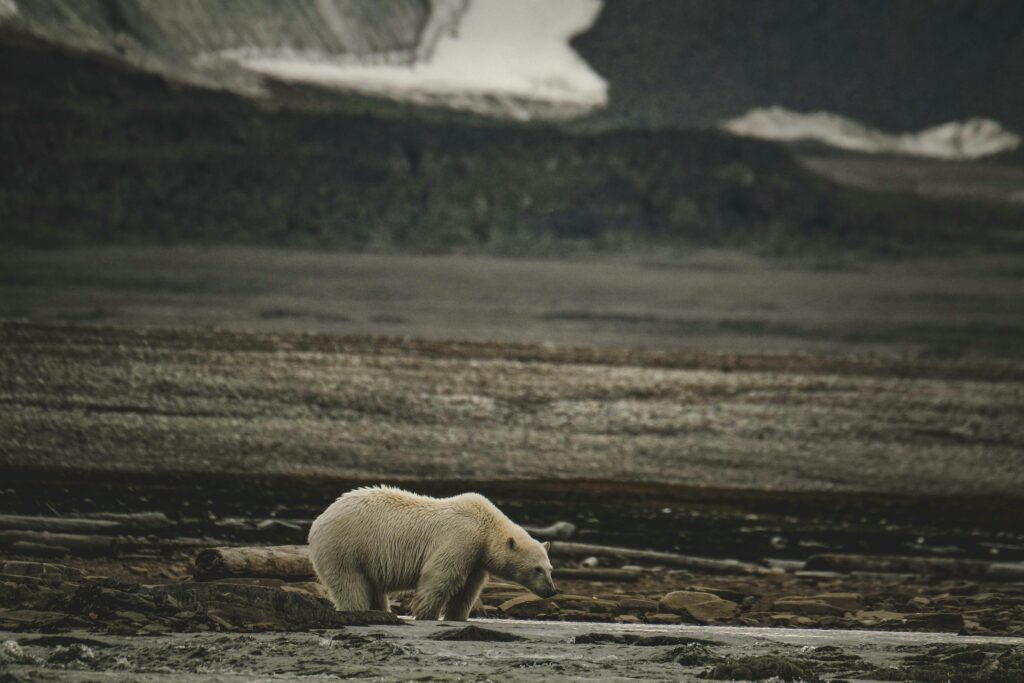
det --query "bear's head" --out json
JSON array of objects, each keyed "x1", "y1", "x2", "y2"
[{"x1": 488, "y1": 531, "x2": 556, "y2": 598}]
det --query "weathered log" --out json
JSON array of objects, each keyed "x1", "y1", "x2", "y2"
[
  {"x1": 805, "y1": 554, "x2": 1024, "y2": 581},
  {"x1": 0, "y1": 514, "x2": 122, "y2": 534},
  {"x1": 0, "y1": 530, "x2": 219, "y2": 557},
  {"x1": 548, "y1": 541, "x2": 772, "y2": 575},
  {"x1": 552, "y1": 568, "x2": 641, "y2": 582},
  {"x1": 0, "y1": 513, "x2": 176, "y2": 535},
  {"x1": 523, "y1": 521, "x2": 577, "y2": 541},
  {"x1": 194, "y1": 545, "x2": 315, "y2": 581},
  {"x1": 194, "y1": 543, "x2": 770, "y2": 581},
  {"x1": 80, "y1": 512, "x2": 175, "y2": 532},
  {"x1": 0, "y1": 530, "x2": 119, "y2": 555}
]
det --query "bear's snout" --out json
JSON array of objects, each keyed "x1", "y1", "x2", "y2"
[
  {"x1": 531, "y1": 573, "x2": 557, "y2": 598},
  {"x1": 536, "y1": 583, "x2": 557, "y2": 598}
]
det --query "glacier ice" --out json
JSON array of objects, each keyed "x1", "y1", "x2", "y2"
[{"x1": 722, "y1": 107, "x2": 1021, "y2": 161}]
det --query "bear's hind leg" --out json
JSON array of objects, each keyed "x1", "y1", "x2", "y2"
[
  {"x1": 443, "y1": 567, "x2": 488, "y2": 621},
  {"x1": 322, "y1": 570, "x2": 374, "y2": 612}
]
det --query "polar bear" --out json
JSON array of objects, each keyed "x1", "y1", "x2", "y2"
[{"x1": 307, "y1": 485, "x2": 556, "y2": 620}]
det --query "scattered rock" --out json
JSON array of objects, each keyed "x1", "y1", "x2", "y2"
[
  {"x1": 0, "y1": 640, "x2": 40, "y2": 665},
  {"x1": 614, "y1": 598, "x2": 658, "y2": 614},
  {"x1": 498, "y1": 595, "x2": 555, "y2": 618},
  {"x1": 659, "y1": 591, "x2": 739, "y2": 623},
  {"x1": 16, "y1": 635, "x2": 110, "y2": 649},
  {"x1": 0, "y1": 561, "x2": 82, "y2": 585},
  {"x1": 431, "y1": 625, "x2": 524, "y2": 642},
  {"x1": 687, "y1": 586, "x2": 747, "y2": 603},
  {"x1": 644, "y1": 613, "x2": 683, "y2": 625},
  {"x1": 705, "y1": 655, "x2": 813, "y2": 681},
  {"x1": 767, "y1": 612, "x2": 795, "y2": 624},
  {"x1": 906, "y1": 596, "x2": 931, "y2": 609},
  {"x1": 561, "y1": 609, "x2": 603, "y2": 621},
  {"x1": 615, "y1": 614, "x2": 640, "y2": 624},
  {"x1": 480, "y1": 590, "x2": 528, "y2": 606},
  {"x1": 814, "y1": 592, "x2": 863, "y2": 612},
  {"x1": 573, "y1": 632, "x2": 717, "y2": 647},
  {"x1": 573, "y1": 632, "x2": 627, "y2": 645},
  {"x1": 772, "y1": 598, "x2": 845, "y2": 616},
  {"x1": 583, "y1": 599, "x2": 619, "y2": 614},
  {"x1": 902, "y1": 612, "x2": 964, "y2": 632},
  {"x1": 656, "y1": 642, "x2": 720, "y2": 666},
  {"x1": 0, "y1": 609, "x2": 70, "y2": 631},
  {"x1": 855, "y1": 610, "x2": 905, "y2": 626},
  {"x1": 48, "y1": 643, "x2": 96, "y2": 664}
]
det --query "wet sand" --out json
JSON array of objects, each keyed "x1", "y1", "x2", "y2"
[{"x1": 3, "y1": 621, "x2": 1023, "y2": 681}]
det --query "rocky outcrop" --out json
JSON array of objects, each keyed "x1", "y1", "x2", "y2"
[{"x1": 2, "y1": 0, "x2": 455, "y2": 95}]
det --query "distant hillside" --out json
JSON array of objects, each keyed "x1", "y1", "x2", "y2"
[
  {"x1": 574, "y1": 0, "x2": 1024, "y2": 134},
  {"x1": 1, "y1": 35, "x2": 1022, "y2": 256}
]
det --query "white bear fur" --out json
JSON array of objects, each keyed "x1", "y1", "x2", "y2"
[{"x1": 308, "y1": 485, "x2": 556, "y2": 621}]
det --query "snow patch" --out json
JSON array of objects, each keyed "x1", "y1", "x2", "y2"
[
  {"x1": 0, "y1": 0, "x2": 18, "y2": 20},
  {"x1": 722, "y1": 107, "x2": 1021, "y2": 160},
  {"x1": 230, "y1": 0, "x2": 608, "y2": 120}
]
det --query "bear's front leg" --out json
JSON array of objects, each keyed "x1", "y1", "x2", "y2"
[
  {"x1": 410, "y1": 553, "x2": 473, "y2": 621},
  {"x1": 443, "y1": 567, "x2": 488, "y2": 621}
]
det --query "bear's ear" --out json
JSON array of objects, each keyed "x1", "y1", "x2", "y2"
[
  {"x1": 507, "y1": 537, "x2": 516, "y2": 551},
  {"x1": 542, "y1": 541, "x2": 551, "y2": 551}
]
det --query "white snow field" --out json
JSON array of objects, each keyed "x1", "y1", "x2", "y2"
[
  {"x1": 723, "y1": 106, "x2": 1021, "y2": 160},
  {"x1": 0, "y1": 0, "x2": 19, "y2": 19},
  {"x1": 232, "y1": 0, "x2": 609, "y2": 120}
]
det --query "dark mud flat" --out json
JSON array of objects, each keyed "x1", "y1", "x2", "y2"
[
  {"x1": 2, "y1": 622, "x2": 1023, "y2": 682},
  {"x1": 3, "y1": 247, "x2": 1024, "y2": 361},
  {"x1": 3, "y1": 321, "x2": 1023, "y2": 497}
]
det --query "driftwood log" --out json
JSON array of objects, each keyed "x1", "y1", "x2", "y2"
[
  {"x1": 522, "y1": 521, "x2": 577, "y2": 541},
  {"x1": 194, "y1": 545, "x2": 314, "y2": 581},
  {"x1": 547, "y1": 541, "x2": 773, "y2": 575},
  {"x1": 805, "y1": 554, "x2": 1024, "y2": 581},
  {"x1": 0, "y1": 513, "x2": 174, "y2": 535},
  {"x1": 550, "y1": 568, "x2": 642, "y2": 582},
  {"x1": 193, "y1": 542, "x2": 766, "y2": 582}
]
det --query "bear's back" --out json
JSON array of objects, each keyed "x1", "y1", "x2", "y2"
[{"x1": 308, "y1": 486, "x2": 491, "y2": 591}]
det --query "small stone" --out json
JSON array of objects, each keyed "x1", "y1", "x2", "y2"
[
  {"x1": 659, "y1": 591, "x2": 739, "y2": 623},
  {"x1": 645, "y1": 613, "x2": 683, "y2": 625},
  {"x1": 903, "y1": 612, "x2": 964, "y2": 632},
  {"x1": 431, "y1": 625, "x2": 524, "y2": 642},
  {"x1": 614, "y1": 598, "x2": 658, "y2": 614},
  {"x1": 813, "y1": 592, "x2": 863, "y2": 612},
  {"x1": 580, "y1": 556, "x2": 600, "y2": 568},
  {"x1": 499, "y1": 595, "x2": 555, "y2": 618},
  {"x1": 771, "y1": 598, "x2": 845, "y2": 616},
  {"x1": 855, "y1": 610, "x2": 905, "y2": 626},
  {"x1": 585, "y1": 599, "x2": 619, "y2": 614},
  {"x1": 1, "y1": 640, "x2": 41, "y2": 665},
  {"x1": 615, "y1": 614, "x2": 641, "y2": 624},
  {"x1": 688, "y1": 586, "x2": 747, "y2": 603},
  {"x1": 206, "y1": 609, "x2": 236, "y2": 630},
  {"x1": 769, "y1": 613, "x2": 798, "y2": 626},
  {"x1": 48, "y1": 643, "x2": 96, "y2": 664},
  {"x1": 906, "y1": 596, "x2": 931, "y2": 609},
  {"x1": 114, "y1": 610, "x2": 147, "y2": 623},
  {"x1": 560, "y1": 609, "x2": 605, "y2": 621}
]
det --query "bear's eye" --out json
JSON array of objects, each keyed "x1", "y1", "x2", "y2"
[{"x1": 534, "y1": 567, "x2": 543, "y2": 573}]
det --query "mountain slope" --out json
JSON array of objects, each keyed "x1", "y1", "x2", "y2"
[
  {"x1": 2, "y1": 34, "x2": 1022, "y2": 255},
  {"x1": 574, "y1": 0, "x2": 1024, "y2": 134}
]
